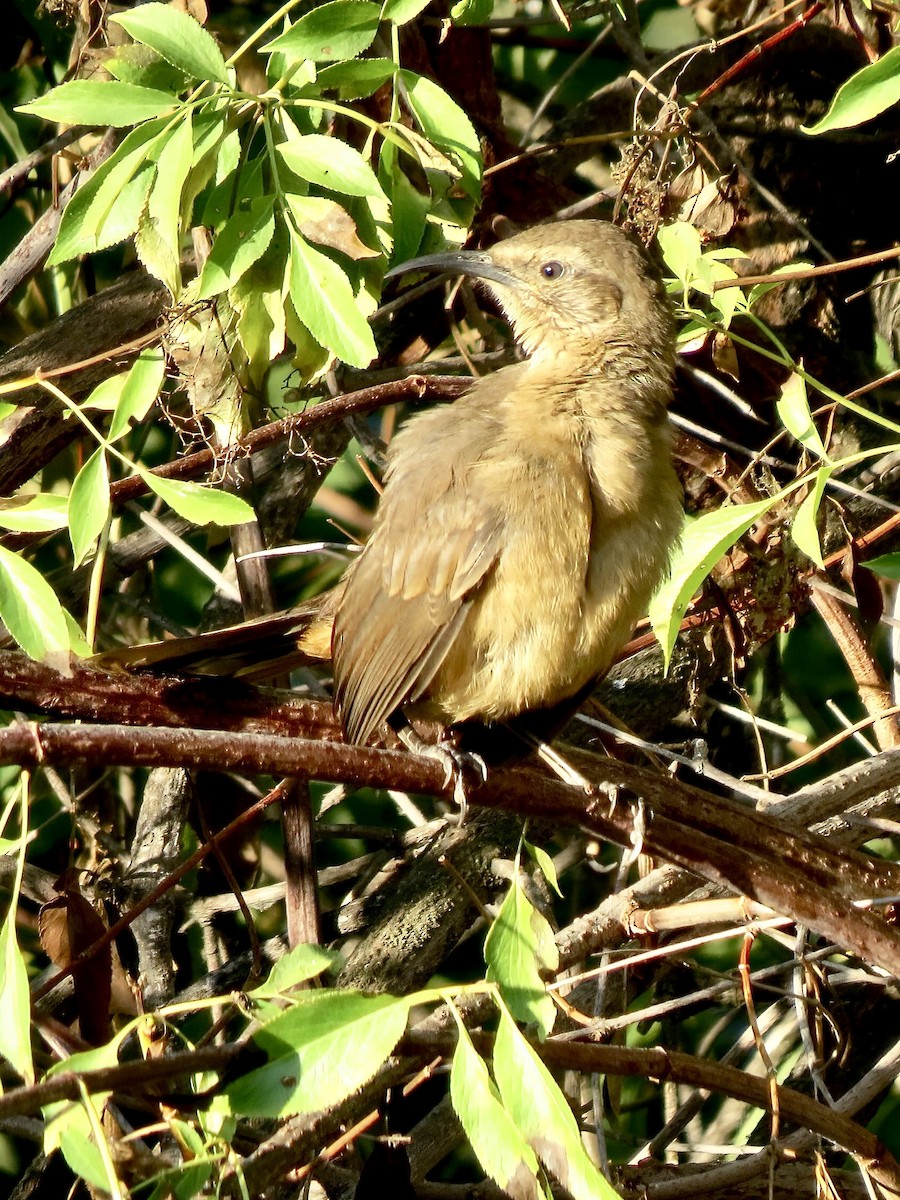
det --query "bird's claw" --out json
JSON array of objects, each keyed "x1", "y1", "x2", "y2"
[
  {"x1": 433, "y1": 743, "x2": 487, "y2": 820},
  {"x1": 394, "y1": 721, "x2": 487, "y2": 820}
]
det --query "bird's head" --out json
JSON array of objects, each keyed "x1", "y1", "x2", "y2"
[{"x1": 387, "y1": 220, "x2": 673, "y2": 370}]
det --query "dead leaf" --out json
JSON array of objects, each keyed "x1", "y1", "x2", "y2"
[
  {"x1": 39, "y1": 873, "x2": 111, "y2": 1046},
  {"x1": 292, "y1": 197, "x2": 380, "y2": 260}
]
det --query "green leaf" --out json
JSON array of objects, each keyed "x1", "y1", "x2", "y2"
[
  {"x1": 449, "y1": 1012, "x2": 544, "y2": 1200},
  {"x1": 775, "y1": 372, "x2": 828, "y2": 460},
  {"x1": 220, "y1": 990, "x2": 414, "y2": 1117},
  {"x1": 17, "y1": 80, "x2": 177, "y2": 127},
  {"x1": 804, "y1": 45, "x2": 900, "y2": 134},
  {"x1": 381, "y1": 0, "x2": 431, "y2": 22},
  {"x1": 485, "y1": 879, "x2": 558, "y2": 1039},
  {"x1": 315, "y1": 58, "x2": 396, "y2": 100},
  {"x1": 58, "y1": 1130, "x2": 110, "y2": 1193},
  {"x1": 380, "y1": 141, "x2": 430, "y2": 264},
  {"x1": 451, "y1": 0, "x2": 494, "y2": 24},
  {"x1": 69, "y1": 448, "x2": 110, "y2": 567},
  {"x1": 47, "y1": 119, "x2": 168, "y2": 264},
  {"x1": 44, "y1": 1035, "x2": 124, "y2": 1169},
  {"x1": 657, "y1": 220, "x2": 702, "y2": 295},
  {"x1": 231, "y1": 231, "x2": 290, "y2": 387},
  {"x1": 863, "y1": 552, "x2": 900, "y2": 580},
  {"x1": 250, "y1": 944, "x2": 340, "y2": 996},
  {"x1": 0, "y1": 494, "x2": 69, "y2": 533},
  {"x1": 648, "y1": 497, "x2": 776, "y2": 670},
  {"x1": 277, "y1": 135, "x2": 386, "y2": 199},
  {"x1": 748, "y1": 261, "x2": 813, "y2": 308},
  {"x1": 110, "y1": 3, "x2": 229, "y2": 85},
  {"x1": 197, "y1": 197, "x2": 276, "y2": 299},
  {"x1": 288, "y1": 230, "x2": 377, "y2": 367},
  {"x1": 104, "y1": 44, "x2": 189, "y2": 94},
  {"x1": 63, "y1": 610, "x2": 92, "y2": 659},
  {"x1": 0, "y1": 894, "x2": 34, "y2": 1085},
  {"x1": 138, "y1": 474, "x2": 255, "y2": 527},
  {"x1": 263, "y1": 1, "x2": 381, "y2": 62},
  {"x1": 0, "y1": 544, "x2": 71, "y2": 662},
  {"x1": 82, "y1": 373, "x2": 128, "y2": 414},
  {"x1": 524, "y1": 840, "x2": 563, "y2": 898},
  {"x1": 399, "y1": 70, "x2": 482, "y2": 199},
  {"x1": 135, "y1": 113, "x2": 194, "y2": 294},
  {"x1": 791, "y1": 467, "x2": 832, "y2": 569},
  {"x1": 108, "y1": 347, "x2": 167, "y2": 443},
  {"x1": 493, "y1": 1005, "x2": 619, "y2": 1200},
  {"x1": 200, "y1": 153, "x2": 264, "y2": 228}
]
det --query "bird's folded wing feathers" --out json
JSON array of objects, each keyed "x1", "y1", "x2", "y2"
[{"x1": 333, "y1": 473, "x2": 505, "y2": 745}]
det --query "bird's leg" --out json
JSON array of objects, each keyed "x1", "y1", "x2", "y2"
[{"x1": 388, "y1": 715, "x2": 487, "y2": 816}]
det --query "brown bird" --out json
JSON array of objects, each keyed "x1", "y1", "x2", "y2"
[{"x1": 108, "y1": 220, "x2": 682, "y2": 757}]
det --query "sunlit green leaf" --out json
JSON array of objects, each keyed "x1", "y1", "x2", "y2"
[
  {"x1": 58, "y1": 1131, "x2": 110, "y2": 1193},
  {"x1": 17, "y1": 80, "x2": 177, "y2": 127},
  {"x1": 485, "y1": 880, "x2": 558, "y2": 1039},
  {"x1": 63, "y1": 610, "x2": 92, "y2": 659},
  {"x1": 82, "y1": 373, "x2": 128, "y2": 414},
  {"x1": 108, "y1": 348, "x2": 167, "y2": 443},
  {"x1": 449, "y1": 1012, "x2": 544, "y2": 1200},
  {"x1": 791, "y1": 467, "x2": 832, "y2": 569},
  {"x1": 649, "y1": 498, "x2": 777, "y2": 670},
  {"x1": 657, "y1": 220, "x2": 702, "y2": 295},
  {"x1": 138, "y1": 473, "x2": 255, "y2": 526},
  {"x1": 104, "y1": 43, "x2": 188, "y2": 94},
  {"x1": 0, "y1": 494, "x2": 69, "y2": 533},
  {"x1": 197, "y1": 197, "x2": 276, "y2": 298},
  {"x1": 220, "y1": 990, "x2": 414, "y2": 1117},
  {"x1": 380, "y1": 141, "x2": 430, "y2": 264},
  {"x1": 381, "y1": 0, "x2": 431, "y2": 20},
  {"x1": 524, "y1": 840, "x2": 563, "y2": 898},
  {"x1": 804, "y1": 45, "x2": 900, "y2": 134},
  {"x1": 263, "y1": 1, "x2": 380, "y2": 62},
  {"x1": 0, "y1": 855, "x2": 34, "y2": 1083},
  {"x1": 68, "y1": 448, "x2": 110, "y2": 567},
  {"x1": 47, "y1": 119, "x2": 168, "y2": 264},
  {"x1": 493, "y1": 1005, "x2": 619, "y2": 1200},
  {"x1": 775, "y1": 372, "x2": 828, "y2": 460},
  {"x1": 0, "y1": 544, "x2": 70, "y2": 662},
  {"x1": 288, "y1": 230, "x2": 377, "y2": 367},
  {"x1": 451, "y1": 0, "x2": 494, "y2": 24},
  {"x1": 399, "y1": 70, "x2": 482, "y2": 198},
  {"x1": 315, "y1": 58, "x2": 396, "y2": 100},
  {"x1": 111, "y1": 2, "x2": 229, "y2": 85},
  {"x1": 250, "y1": 944, "x2": 339, "y2": 996},
  {"x1": 135, "y1": 114, "x2": 194, "y2": 294},
  {"x1": 231, "y1": 231, "x2": 290, "y2": 387},
  {"x1": 277, "y1": 135, "x2": 386, "y2": 199}
]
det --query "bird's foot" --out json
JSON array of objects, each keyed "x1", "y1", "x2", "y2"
[{"x1": 396, "y1": 724, "x2": 487, "y2": 819}]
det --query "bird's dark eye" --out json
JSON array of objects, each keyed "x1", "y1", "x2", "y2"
[{"x1": 540, "y1": 260, "x2": 564, "y2": 280}]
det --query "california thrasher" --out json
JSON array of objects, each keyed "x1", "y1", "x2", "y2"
[{"x1": 108, "y1": 220, "x2": 683, "y2": 752}]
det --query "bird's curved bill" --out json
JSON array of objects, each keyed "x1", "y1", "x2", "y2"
[{"x1": 386, "y1": 248, "x2": 513, "y2": 287}]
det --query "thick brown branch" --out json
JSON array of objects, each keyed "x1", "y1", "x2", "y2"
[
  {"x1": 2, "y1": 719, "x2": 900, "y2": 977},
  {"x1": 403, "y1": 1031, "x2": 900, "y2": 1191}
]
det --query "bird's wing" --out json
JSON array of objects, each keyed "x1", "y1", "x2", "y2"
[{"x1": 333, "y1": 405, "x2": 505, "y2": 746}]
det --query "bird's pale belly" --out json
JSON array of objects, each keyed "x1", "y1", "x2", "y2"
[{"x1": 421, "y1": 501, "x2": 673, "y2": 725}]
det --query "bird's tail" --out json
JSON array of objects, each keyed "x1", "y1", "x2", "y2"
[{"x1": 95, "y1": 592, "x2": 337, "y2": 682}]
